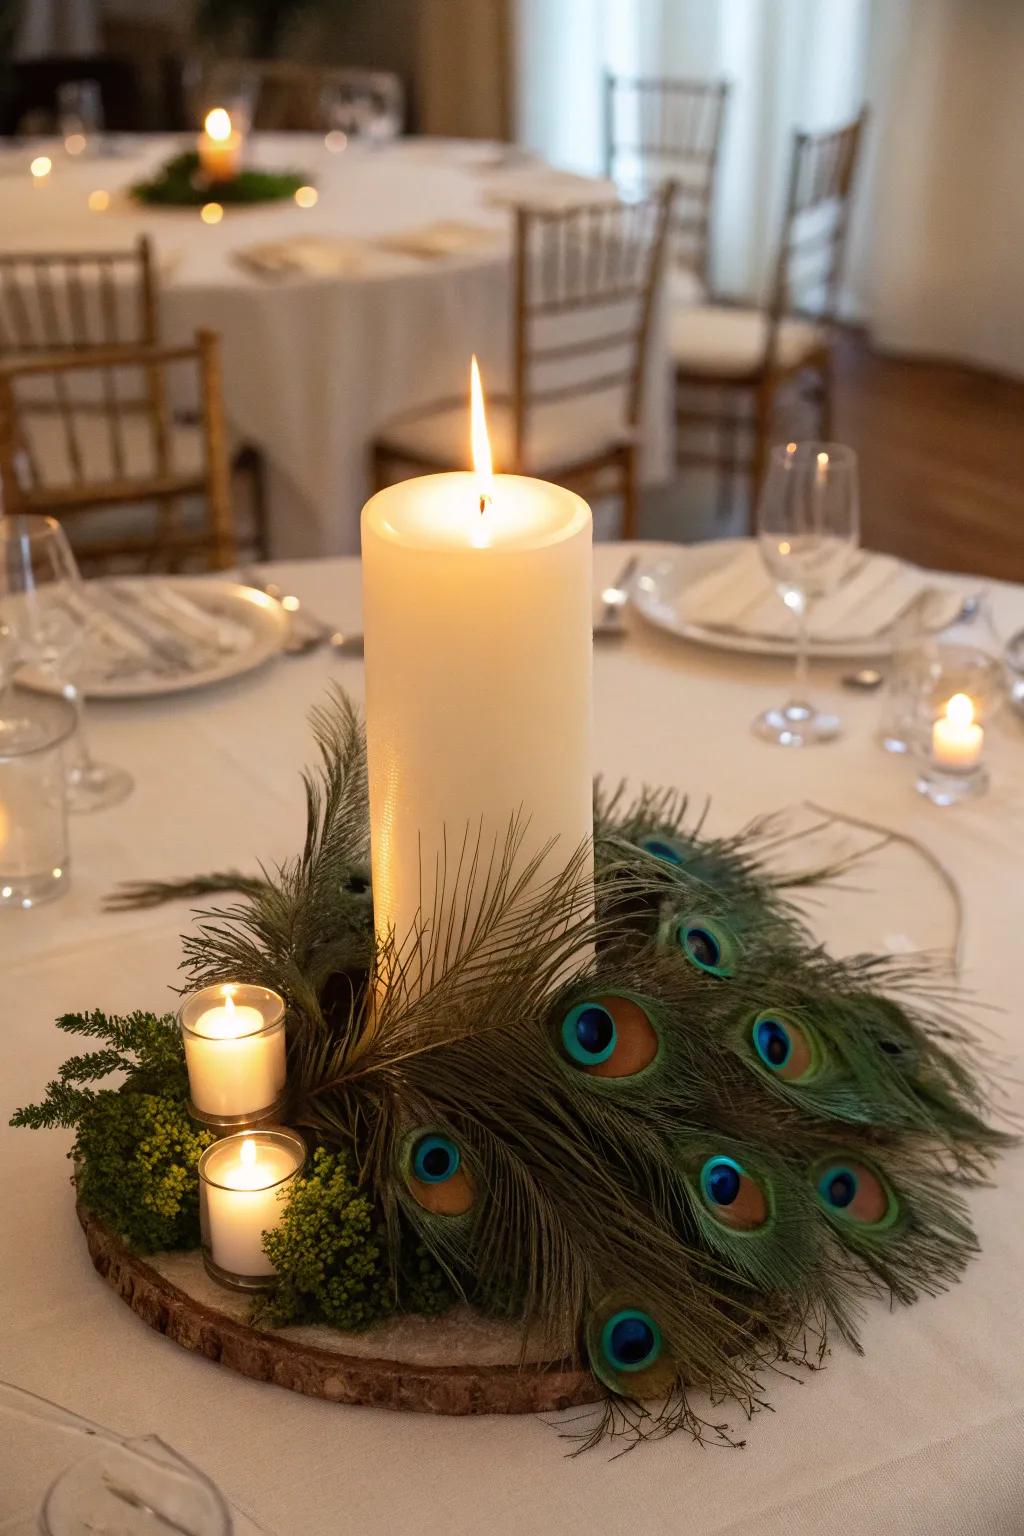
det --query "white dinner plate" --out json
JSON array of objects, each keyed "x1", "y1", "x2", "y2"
[
  {"x1": 20, "y1": 579, "x2": 288, "y2": 701},
  {"x1": 632, "y1": 543, "x2": 959, "y2": 660}
]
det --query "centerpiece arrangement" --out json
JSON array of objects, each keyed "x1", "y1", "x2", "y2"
[
  {"x1": 14, "y1": 367, "x2": 1007, "y2": 1452},
  {"x1": 131, "y1": 107, "x2": 310, "y2": 208}
]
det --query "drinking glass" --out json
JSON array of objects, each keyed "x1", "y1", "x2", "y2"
[
  {"x1": 57, "y1": 80, "x2": 104, "y2": 155},
  {"x1": 320, "y1": 79, "x2": 401, "y2": 146},
  {"x1": 41, "y1": 1435, "x2": 233, "y2": 1536},
  {"x1": 0, "y1": 693, "x2": 73, "y2": 908},
  {"x1": 0, "y1": 515, "x2": 133, "y2": 811},
  {"x1": 754, "y1": 442, "x2": 860, "y2": 746}
]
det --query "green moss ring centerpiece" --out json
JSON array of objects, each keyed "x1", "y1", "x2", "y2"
[{"x1": 131, "y1": 151, "x2": 310, "y2": 208}]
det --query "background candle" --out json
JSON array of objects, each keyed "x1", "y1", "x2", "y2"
[
  {"x1": 362, "y1": 452, "x2": 593, "y2": 985},
  {"x1": 932, "y1": 692, "x2": 983, "y2": 770},
  {"x1": 179, "y1": 984, "x2": 286, "y2": 1122},
  {"x1": 199, "y1": 1130, "x2": 304, "y2": 1283},
  {"x1": 198, "y1": 107, "x2": 241, "y2": 181}
]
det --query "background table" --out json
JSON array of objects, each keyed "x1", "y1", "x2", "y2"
[
  {"x1": 3, "y1": 545, "x2": 1023, "y2": 1535},
  {"x1": 1, "y1": 136, "x2": 669, "y2": 556}
]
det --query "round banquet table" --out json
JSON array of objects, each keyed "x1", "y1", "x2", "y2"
[
  {"x1": 0, "y1": 135, "x2": 668, "y2": 558},
  {"x1": 3, "y1": 543, "x2": 1024, "y2": 1536}
]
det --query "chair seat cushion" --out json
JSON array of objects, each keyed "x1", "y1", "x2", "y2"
[
  {"x1": 376, "y1": 391, "x2": 631, "y2": 475},
  {"x1": 14, "y1": 409, "x2": 205, "y2": 491},
  {"x1": 667, "y1": 264, "x2": 706, "y2": 309},
  {"x1": 671, "y1": 304, "x2": 825, "y2": 377}
]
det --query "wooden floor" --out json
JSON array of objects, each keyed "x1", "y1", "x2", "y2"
[{"x1": 831, "y1": 334, "x2": 1023, "y2": 581}]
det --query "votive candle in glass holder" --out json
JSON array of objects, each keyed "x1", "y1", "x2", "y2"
[
  {"x1": 198, "y1": 1128, "x2": 305, "y2": 1290},
  {"x1": 916, "y1": 692, "x2": 989, "y2": 806},
  {"x1": 178, "y1": 983, "x2": 286, "y2": 1129},
  {"x1": 198, "y1": 107, "x2": 243, "y2": 182}
]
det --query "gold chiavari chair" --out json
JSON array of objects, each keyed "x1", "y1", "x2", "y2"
[
  {"x1": 0, "y1": 330, "x2": 247, "y2": 573},
  {"x1": 0, "y1": 236, "x2": 157, "y2": 357},
  {"x1": 673, "y1": 110, "x2": 868, "y2": 524},
  {"x1": 372, "y1": 183, "x2": 675, "y2": 539},
  {"x1": 604, "y1": 74, "x2": 728, "y2": 300},
  {"x1": 0, "y1": 237, "x2": 267, "y2": 554}
]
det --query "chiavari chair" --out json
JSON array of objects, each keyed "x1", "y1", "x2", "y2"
[
  {"x1": 673, "y1": 109, "x2": 867, "y2": 524},
  {"x1": 371, "y1": 183, "x2": 675, "y2": 539},
  {"x1": 0, "y1": 330, "x2": 249, "y2": 573}
]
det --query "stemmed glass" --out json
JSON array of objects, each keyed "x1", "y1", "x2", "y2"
[
  {"x1": 753, "y1": 441, "x2": 860, "y2": 747},
  {"x1": 0, "y1": 515, "x2": 133, "y2": 810}
]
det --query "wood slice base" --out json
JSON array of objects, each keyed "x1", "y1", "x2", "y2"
[{"x1": 78, "y1": 1205, "x2": 600, "y2": 1417}]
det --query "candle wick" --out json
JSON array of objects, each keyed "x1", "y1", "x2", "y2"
[{"x1": 479, "y1": 492, "x2": 491, "y2": 516}]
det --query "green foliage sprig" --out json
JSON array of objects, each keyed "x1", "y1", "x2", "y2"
[
  {"x1": 255, "y1": 1148, "x2": 454, "y2": 1330},
  {"x1": 11, "y1": 1010, "x2": 212, "y2": 1252},
  {"x1": 132, "y1": 152, "x2": 308, "y2": 207}
]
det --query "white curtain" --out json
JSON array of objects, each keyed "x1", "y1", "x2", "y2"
[{"x1": 514, "y1": 0, "x2": 1024, "y2": 377}]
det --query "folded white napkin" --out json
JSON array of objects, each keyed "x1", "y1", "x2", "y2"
[
  {"x1": 375, "y1": 220, "x2": 505, "y2": 259},
  {"x1": 680, "y1": 541, "x2": 963, "y2": 642},
  {"x1": 234, "y1": 237, "x2": 374, "y2": 278},
  {"x1": 481, "y1": 170, "x2": 616, "y2": 211}
]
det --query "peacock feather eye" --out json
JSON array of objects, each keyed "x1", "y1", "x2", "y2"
[
  {"x1": 562, "y1": 1002, "x2": 617, "y2": 1065},
  {"x1": 601, "y1": 1309, "x2": 663, "y2": 1372},
  {"x1": 699, "y1": 1155, "x2": 769, "y2": 1230},
  {"x1": 585, "y1": 1292, "x2": 676, "y2": 1397},
  {"x1": 412, "y1": 1134, "x2": 460, "y2": 1183},
  {"x1": 675, "y1": 914, "x2": 739, "y2": 978},
  {"x1": 557, "y1": 994, "x2": 660, "y2": 1078},
  {"x1": 404, "y1": 1131, "x2": 475, "y2": 1217},
  {"x1": 638, "y1": 834, "x2": 685, "y2": 866},
  {"x1": 814, "y1": 1157, "x2": 898, "y2": 1229},
  {"x1": 750, "y1": 1010, "x2": 820, "y2": 1082}
]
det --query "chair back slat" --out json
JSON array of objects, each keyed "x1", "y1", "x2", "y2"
[
  {"x1": 511, "y1": 185, "x2": 674, "y2": 470},
  {"x1": 0, "y1": 331, "x2": 235, "y2": 574},
  {"x1": 769, "y1": 109, "x2": 868, "y2": 337},
  {"x1": 605, "y1": 74, "x2": 728, "y2": 284},
  {"x1": 0, "y1": 238, "x2": 156, "y2": 358}
]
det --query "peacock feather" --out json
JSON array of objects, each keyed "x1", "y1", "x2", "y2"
[{"x1": 164, "y1": 691, "x2": 1009, "y2": 1451}]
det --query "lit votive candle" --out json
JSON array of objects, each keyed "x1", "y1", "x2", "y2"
[
  {"x1": 178, "y1": 983, "x2": 286, "y2": 1128},
  {"x1": 932, "y1": 693, "x2": 983, "y2": 770},
  {"x1": 198, "y1": 107, "x2": 242, "y2": 182},
  {"x1": 199, "y1": 1128, "x2": 305, "y2": 1289}
]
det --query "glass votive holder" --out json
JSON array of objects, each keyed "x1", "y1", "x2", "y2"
[
  {"x1": 178, "y1": 983, "x2": 286, "y2": 1130},
  {"x1": 0, "y1": 694, "x2": 74, "y2": 910},
  {"x1": 880, "y1": 640, "x2": 1004, "y2": 756},
  {"x1": 915, "y1": 692, "x2": 989, "y2": 806},
  {"x1": 198, "y1": 1128, "x2": 306, "y2": 1291}
]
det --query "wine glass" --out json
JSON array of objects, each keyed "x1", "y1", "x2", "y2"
[
  {"x1": 57, "y1": 79, "x2": 104, "y2": 156},
  {"x1": 0, "y1": 515, "x2": 133, "y2": 811},
  {"x1": 753, "y1": 441, "x2": 860, "y2": 746}
]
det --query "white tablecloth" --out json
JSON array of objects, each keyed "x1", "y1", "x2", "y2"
[
  {"x1": 3, "y1": 544, "x2": 1023, "y2": 1535},
  {"x1": 1, "y1": 137, "x2": 669, "y2": 556}
]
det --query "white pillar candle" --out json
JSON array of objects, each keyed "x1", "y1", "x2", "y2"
[
  {"x1": 932, "y1": 692, "x2": 983, "y2": 770},
  {"x1": 199, "y1": 1130, "x2": 304, "y2": 1284},
  {"x1": 198, "y1": 108, "x2": 242, "y2": 182},
  {"x1": 179, "y1": 984, "x2": 286, "y2": 1124},
  {"x1": 361, "y1": 361, "x2": 593, "y2": 982}
]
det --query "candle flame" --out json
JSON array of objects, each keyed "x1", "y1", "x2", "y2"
[
  {"x1": 240, "y1": 1136, "x2": 256, "y2": 1168},
  {"x1": 470, "y1": 355, "x2": 493, "y2": 513},
  {"x1": 946, "y1": 692, "x2": 974, "y2": 728},
  {"x1": 204, "y1": 107, "x2": 233, "y2": 142},
  {"x1": 817, "y1": 451, "x2": 829, "y2": 468}
]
